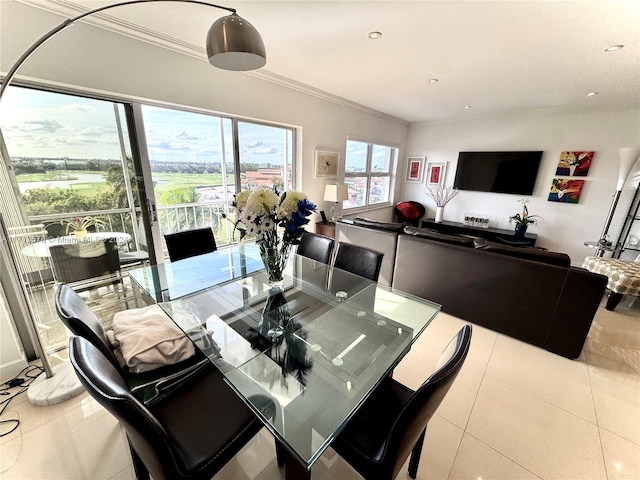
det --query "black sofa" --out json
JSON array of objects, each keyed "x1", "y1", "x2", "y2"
[{"x1": 336, "y1": 220, "x2": 608, "y2": 359}]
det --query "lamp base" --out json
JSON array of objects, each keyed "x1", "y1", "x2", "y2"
[
  {"x1": 27, "y1": 362, "x2": 84, "y2": 406},
  {"x1": 329, "y1": 203, "x2": 339, "y2": 223}
]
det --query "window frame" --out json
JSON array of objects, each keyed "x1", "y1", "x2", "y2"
[{"x1": 343, "y1": 137, "x2": 397, "y2": 213}]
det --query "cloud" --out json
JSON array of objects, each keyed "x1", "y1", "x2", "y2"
[
  {"x1": 248, "y1": 146, "x2": 278, "y2": 155},
  {"x1": 245, "y1": 140, "x2": 265, "y2": 148},
  {"x1": 80, "y1": 126, "x2": 109, "y2": 136},
  {"x1": 60, "y1": 103, "x2": 94, "y2": 112},
  {"x1": 9, "y1": 114, "x2": 62, "y2": 134},
  {"x1": 174, "y1": 129, "x2": 201, "y2": 141},
  {"x1": 147, "y1": 138, "x2": 193, "y2": 151}
]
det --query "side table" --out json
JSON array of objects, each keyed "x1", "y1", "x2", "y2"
[
  {"x1": 583, "y1": 241, "x2": 621, "y2": 258},
  {"x1": 316, "y1": 221, "x2": 336, "y2": 238}
]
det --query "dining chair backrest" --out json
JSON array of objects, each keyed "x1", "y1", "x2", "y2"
[
  {"x1": 297, "y1": 231, "x2": 335, "y2": 264},
  {"x1": 55, "y1": 284, "x2": 119, "y2": 369},
  {"x1": 333, "y1": 242, "x2": 384, "y2": 282},
  {"x1": 331, "y1": 324, "x2": 472, "y2": 480},
  {"x1": 164, "y1": 227, "x2": 217, "y2": 262},
  {"x1": 69, "y1": 335, "x2": 266, "y2": 480},
  {"x1": 49, "y1": 239, "x2": 121, "y2": 285}
]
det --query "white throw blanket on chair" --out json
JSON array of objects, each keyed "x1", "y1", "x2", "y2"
[{"x1": 111, "y1": 304, "x2": 195, "y2": 373}]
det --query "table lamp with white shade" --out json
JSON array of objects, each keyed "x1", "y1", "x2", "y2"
[{"x1": 324, "y1": 184, "x2": 349, "y2": 222}]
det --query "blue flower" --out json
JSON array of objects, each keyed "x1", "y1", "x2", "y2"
[{"x1": 297, "y1": 199, "x2": 317, "y2": 217}]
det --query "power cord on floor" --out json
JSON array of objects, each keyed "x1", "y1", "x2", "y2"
[{"x1": 0, "y1": 365, "x2": 44, "y2": 437}]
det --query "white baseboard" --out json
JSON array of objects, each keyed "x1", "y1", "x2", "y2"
[{"x1": 0, "y1": 358, "x2": 29, "y2": 383}]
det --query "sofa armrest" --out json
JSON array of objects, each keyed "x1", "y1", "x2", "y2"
[{"x1": 544, "y1": 267, "x2": 608, "y2": 359}]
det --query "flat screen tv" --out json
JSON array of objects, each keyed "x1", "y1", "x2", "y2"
[{"x1": 453, "y1": 151, "x2": 543, "y2": 195}]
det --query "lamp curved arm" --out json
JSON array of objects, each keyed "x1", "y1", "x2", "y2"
[{"x1": 0, "y1": 0, "x2": 237, "y2": 102}]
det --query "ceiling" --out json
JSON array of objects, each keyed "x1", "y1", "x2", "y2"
[{"x1": 18, "y1": 0, "x2": 640, "y2": 124}]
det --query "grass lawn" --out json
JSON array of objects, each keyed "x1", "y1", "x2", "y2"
[
  {"x1": 153, "y1": 173, "x2": 234, "y2": 192},
  {"x1": 16, "y1": 172, "x2": 80, "y2": 182}
]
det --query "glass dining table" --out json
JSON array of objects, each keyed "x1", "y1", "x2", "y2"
[{"x1": 128, "y1": 243, "x2": 440, "y2": 480}]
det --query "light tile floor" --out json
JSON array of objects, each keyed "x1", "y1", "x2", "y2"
[{"x1": 1, "y1": 295, "x2": 638, "y2": 480}]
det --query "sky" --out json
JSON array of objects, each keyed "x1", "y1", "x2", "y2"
[{"x1": 0, "y1": 86, "x2": 293, "y2": 166}]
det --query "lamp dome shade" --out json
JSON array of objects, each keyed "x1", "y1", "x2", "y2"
[
  {"x1": 617, "y1": 147, "x2": 640, "y2": 190},
  {"x1": 206, "y1": 13, "x2": 266, "y2": 71}
]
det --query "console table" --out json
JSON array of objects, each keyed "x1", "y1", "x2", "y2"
[
  {"x1": 421, "y1": 219, "x2": 537, "y2": 247},
  {"x1": 315, "y1": 221, "x2": 336, "y2": 238}
]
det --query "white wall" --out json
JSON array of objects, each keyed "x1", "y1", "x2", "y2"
[
  {"x1": 0, "y1": 282, "x2": 27, "y2": 382},
  {"x1": 402, "y1": 108, "x2": 640, "y2": 264},
  {"x1": 0, "y1": 0, "x2": 408, "y2": 222}
]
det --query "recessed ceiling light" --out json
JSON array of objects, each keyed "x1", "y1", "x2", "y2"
[
  {"x1": 587, "y1": 92, "x2": 598, "y2": 97},
  {"x1": 368, "y1": 31, "x2": 382, "y2": 39},
  {"x1": 604, "y1": 45, "x2": 623, "y2": 52},
  {"x1": 464, "y1": 105, "x2": 471, "y2": 109},
  {"x1": 428, "y1": 78, "x2": 438, "y2": 83}
]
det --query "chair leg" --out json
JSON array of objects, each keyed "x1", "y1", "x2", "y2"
[
  {"x1": 606, "y1": 292, "x2": 624, "y2": 311},
  {"x1": 408, "y1": 428, "x2": 426, "y2": 479},
  {"x1": 276, "y1": 440, "x2": 286, "y2": 467},
  {"x1": 129, "y1": 443, "x2": 150, "y2": 480}
]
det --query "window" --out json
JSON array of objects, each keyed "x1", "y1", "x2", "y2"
[
  {"x1": 140, "y1": 106, "x2": 295, "y2": 246},
  {"x1": 343, "y1": 139, "x2": 395, "y2": 210}
]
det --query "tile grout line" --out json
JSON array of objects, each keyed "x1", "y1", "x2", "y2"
[
  {"x1": 463, "y1": 430, "x2": 544, "y2": 480},
  {"x1": 586, "y1": 357, "x2": 611, "y2": 480},
  {"x1": 445, "y1": 332, "x2": 497, "y2": 480}
]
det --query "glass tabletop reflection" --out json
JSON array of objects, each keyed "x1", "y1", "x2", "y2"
[{"x1": 129, "y1": 248, "x2": 440, "y2": 471}]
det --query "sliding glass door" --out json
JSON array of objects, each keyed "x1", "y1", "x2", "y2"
[
  {"x1": 140, "y1": 106, "x2": 295, "y2": 257},
  {"x1": 0, "y1": 86, "x2": 149, "y2": 354}
]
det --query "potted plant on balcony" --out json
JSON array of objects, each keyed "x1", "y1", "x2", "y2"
[
  {"x1": 509, "y1": 199, "x2": 541, "y2": 237},
  {"x1": 60, "y1": 216, "x2": 106, "y2": 240}
]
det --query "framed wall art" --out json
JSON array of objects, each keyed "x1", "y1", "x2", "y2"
[
  {"x1": 405, "y1": 156, "x2": 425, "y2": 183},
  {"x1": 425, "y1": 161, "x2": 447, "y2": 187},
  {"x1": 314, "y1": 149, "x2": 339, "y2": 178},
  {"x1": 555, "y1": 151, "x2": 594, "y2": 177},
  {"x1": 548, "y1": 178, "x2": 585, "y2": 203}
]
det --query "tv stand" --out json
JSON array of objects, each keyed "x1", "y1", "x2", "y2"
[{"x1": 421, "y1": 219, "x2": 537, "y2": 247}]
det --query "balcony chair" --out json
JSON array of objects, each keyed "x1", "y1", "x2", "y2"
[
  {"x1": 296, "y1": 231, "x2": 335, "y2": 264},
  {"x1": 119, "y1": 218, "x2": 150, "y2": 267},
  {"x1": 69, "y1": 335, "x2": 282, "y2": 480},
  {"x1": 331, "y1": 324, "x2": 473, "y2": 480},
  {"x1": 394, "y1": 201, "x2": 426, "y2": 227},
  {"x1": 49, "y1": 239, "x2": 124, "y2": 296},
  {"x1": 164, "y1": 227, "x2": 217, "y2": 262}
]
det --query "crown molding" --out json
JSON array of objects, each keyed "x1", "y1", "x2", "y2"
[
  {"x1": 411, "y1": 104, "x2": 640, "y2": 127},
  {"x1": 16, "y1": 0, "x2": 409, "y2": 127}
]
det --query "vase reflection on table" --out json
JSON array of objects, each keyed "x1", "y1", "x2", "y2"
[
  {"x1": 245, "y1": 287, "x2": 314, "y2": 388},
  {"x1": 262, "y1": 286, "x2": 289, "y2": 339}
]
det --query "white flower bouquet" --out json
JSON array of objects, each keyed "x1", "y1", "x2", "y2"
[{"x1": 226, "y1": 187, "x2": 317, "y2": 285}]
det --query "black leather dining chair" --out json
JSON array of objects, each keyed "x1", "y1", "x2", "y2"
[
  {"x1": 331, "y1": 324, "x2": 472, "y2": 480},
  {"x1": 333, "y1": 242, "x2": 384, "y2": 282},
  {"x1": 69, "y1": 335, "x2": 270, "y2": 480},
  {"x1": 164, "y1": 227, "x2": 217, "y2": 262},
  {"x1": 55, "y1": 284, "x2": 212, "y2": 404},
  {"x1": 297, "y1": 231, "x2": 335, "y2": 264}
]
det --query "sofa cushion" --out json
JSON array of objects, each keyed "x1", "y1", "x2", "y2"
[
  {"x1": 353, "y1": 217, "x2": 405, "y2": 232},
  {"x1": 473, "y1": 238, "x2": 571, "y2": 267},
  {"x1": 403, "y1": 226, "x2": 475, "y2": 247}
]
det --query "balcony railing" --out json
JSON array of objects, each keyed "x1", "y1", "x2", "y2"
[{"x1": 25, "y1": 201, "x2": 238, "y2": 260}]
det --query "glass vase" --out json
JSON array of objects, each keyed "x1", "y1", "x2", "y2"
[{"x1": 259, "y1": 242, "x2": 291, "y2": 289}]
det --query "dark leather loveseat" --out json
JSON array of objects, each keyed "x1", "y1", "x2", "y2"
[{"x1": 336, "y1": 219, "x2": 607, "y2": 359}]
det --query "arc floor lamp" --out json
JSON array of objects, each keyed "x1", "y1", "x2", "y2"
[{"x1": 0, "y1": 0, "x2": 266, "y2": 405}]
